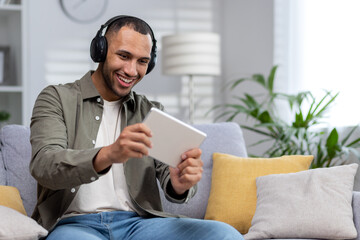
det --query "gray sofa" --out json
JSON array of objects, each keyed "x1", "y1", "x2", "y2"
[{"x1": 1, "y1": 123, "x2": 360, "y2": 240}]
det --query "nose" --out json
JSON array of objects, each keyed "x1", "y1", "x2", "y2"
[{"x1": 123, "y1": 60, "x2": 138, "y2": 77}]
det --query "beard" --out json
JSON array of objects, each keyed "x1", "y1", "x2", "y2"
[
  {"x1": 101, "y1": 65, "x2": 118, "y2": 97},
  {"x1": 100, "y1": 60, "x2": 143, "y2": 100},
  {"x1": 100, "y1": 62, "x2": 132, "y2": 99}
]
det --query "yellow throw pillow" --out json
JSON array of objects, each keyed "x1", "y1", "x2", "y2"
[
  {"x1": 204, "y1": 153, "x2": 313, "y2": 234},
  {"x1": 0, "y1": 185, "x2": 27, "y2": 215}
]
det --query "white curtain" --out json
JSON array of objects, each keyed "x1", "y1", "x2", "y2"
[{"x1": 274, "y1": 0, "x2": 360, "y2": 127}]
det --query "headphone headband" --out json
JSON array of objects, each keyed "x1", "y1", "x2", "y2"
[{"x1": 90, "y1": 15, "x2": 157, "y2": 74}]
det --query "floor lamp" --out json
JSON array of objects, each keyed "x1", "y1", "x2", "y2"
[{"x1": 162, "y1": 32, "x2": 221, "y2": 124}]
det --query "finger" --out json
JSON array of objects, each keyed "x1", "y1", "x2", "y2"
[
  {"x1": 182, "y1": 148, "x2": 202, "y2": 159},
  {"x1": 179, "y1": 164, "x2": 203, "y2": 177},
  {"x1": 178, "y1": 170, "x2": 202, "y2": 184},
  {"x1": 120, "y1": 130, "x2": 152, "y2": 148},
  {"x1": 121, "y1": 139, "x2": 151, "y2": 156},
  {"x1": 177, "y1": 157, "x2": 203, "y2": 172},
  {"x1": 127, "y1": 123, "x2": 152, "y2": 137}
]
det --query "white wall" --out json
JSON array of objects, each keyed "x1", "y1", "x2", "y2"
[{"x1": 216, "y1": 0, "x2": 274, "y2": 156}]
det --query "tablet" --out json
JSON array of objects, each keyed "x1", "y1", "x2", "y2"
[{"x1": 142, "y1": 108, "x2": 207, "y2": 167}]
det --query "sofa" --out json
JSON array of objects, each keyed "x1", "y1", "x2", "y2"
[{"x1": 1, "y1": 123, "x2": 360, "y2": 240}]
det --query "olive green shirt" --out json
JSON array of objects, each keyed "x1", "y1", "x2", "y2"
[{"x1": 30, "y1": 71, "x2": 196, "y2": 231}]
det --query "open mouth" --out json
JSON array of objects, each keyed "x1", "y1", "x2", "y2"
[{"x1": 116, "y1": 74, "x2": 135, "y2": 87}]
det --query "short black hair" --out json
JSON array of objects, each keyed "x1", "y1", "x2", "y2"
[{"x1": 105, "y1": 16, "x2": 153, "y2": 38}]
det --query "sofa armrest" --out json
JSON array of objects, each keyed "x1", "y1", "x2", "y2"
[
  {"x1": 0, "y1": 125, "x2": 36, "y2": 216},
  {"x1": 0, "y1": 147, "x2": 5, "y2": 185},
  {"x1": 352, "y1": 191, "x2": 360, "y2": 240}
]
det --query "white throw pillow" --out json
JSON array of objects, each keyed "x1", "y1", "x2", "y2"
[
  {"x1": 245, "y1": 163, "x2": 358, "y2": 240},
  {"x1": 0, "y1": 205, "x2": 48, "y2": 240}
]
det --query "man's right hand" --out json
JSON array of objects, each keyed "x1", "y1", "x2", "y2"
[{"x1": 93, "y1": 123, "x2": 152, "y2": 173}]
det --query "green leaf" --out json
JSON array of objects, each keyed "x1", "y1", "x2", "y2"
[
  {"x1": 247, "y1": 138, "x2": 274, "y2": 148},
  {"x1": 240, "y1": 125, "x2": 274, "y2": 138},
  {"x1": 326, "y1": 128, "x2": 339, "y2": 148},
  {"x1": 313, "y1": 92, "x2": 339, "y2": 118},
  {"x1": 341, "y1": 125, "x2": 359, "y2": 145},
  {"x1": 229, "y1": 78, "x2": 249, "y2": 90},
  {"x1": 293, "y1": 111, "x2": 305, "y2": 128},
  {"x1": 251, "y1": 74, "x2": 266, "y2": 88},
  {"x1": 258, "y1": 111, "x2": 273, "y2": 123},
  {"x1": 346, "y1": 137, "x2": 360, "y2": 148},
  {"x1": 0, "y1": 111, "x2": 10, "y2": 122},
  {"x1": 241, "y1": 94, "x2": 261, "y2": 111},
  {"x1": 326, "y1": 128, "x2": 339, "y2": 159},
  {"x1": 267, "y1": 65, "x2": 278, "y2": 93}
]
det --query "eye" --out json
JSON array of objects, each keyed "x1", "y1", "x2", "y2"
[
  {"x1": 118, "y1": 53, "x2": 128, "y2": 60},
  {"x1": 139, "y1": 59, "x2": 150, "y2": 65}
]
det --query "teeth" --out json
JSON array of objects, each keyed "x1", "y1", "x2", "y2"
[{"x1": 119, "y1": 76, "x2": 133, "y2": 83}]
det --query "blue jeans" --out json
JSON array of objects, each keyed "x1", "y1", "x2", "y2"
[{"x1": 46, "y1": 211, "x2": 243, "y2": 240}]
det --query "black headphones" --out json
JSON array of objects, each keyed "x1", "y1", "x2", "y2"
[{"x1": 90, "y1": 15, "x2": 157, "y2": 74}]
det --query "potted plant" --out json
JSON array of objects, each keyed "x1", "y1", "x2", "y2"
[
  {"x1": 0, "y1": 110, "x2": 10, "y2": 129},
  {"x1": 212, "y1": 66, "x2": 360, "y2": 168}
]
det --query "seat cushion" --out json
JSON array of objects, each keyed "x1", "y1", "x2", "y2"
[
  {"x1": 0, "y1": 125, "x2": 36, "y2": 216},
  {"x1": 160, "y1": 122, "x2": 248, "y2": 219}
]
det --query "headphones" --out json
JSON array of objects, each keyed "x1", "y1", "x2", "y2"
[{"x1": 90, "y1": 15, "x2": 157, "y2": 74}]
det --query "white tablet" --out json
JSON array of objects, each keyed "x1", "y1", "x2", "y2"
[{"x1": 142, "y1": 108, "x2": 207, "y2": 167}]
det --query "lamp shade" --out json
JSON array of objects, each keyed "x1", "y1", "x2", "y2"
[{"x1": 162, "y1": 32, "x2": 221, "y2": 76}]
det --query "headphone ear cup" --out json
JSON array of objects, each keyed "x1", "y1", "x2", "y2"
[
  {"x1": 90, "y1": 36, "x2": 108, "y2": 62},
  {"x1": 146, "y1": 48, "x2": 157, "y2": 74}
]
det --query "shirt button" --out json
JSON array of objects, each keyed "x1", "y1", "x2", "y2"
[
  {"x1": 90, "y1": 177, "x2": 96, "y2": 181},
  {"x1": 92, "y1": 140, "x2": 96, "y2": 145},
  {"x1": 71, "y1": 188, "x2": 76, "y2": 193},
  {"x1": 95, "y1": 116, "x2": 100, "y2": 121},
  {"x1": 97, "y1": 97, "x2": 101, "y2": 103}
]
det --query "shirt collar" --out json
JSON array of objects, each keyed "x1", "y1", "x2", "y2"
[
  {"x1": 122, "y1": 91, "x2": 136, "y2": 112},
  {"x1": 79, "y1": 71, "x2": 100, "y2": 100}
]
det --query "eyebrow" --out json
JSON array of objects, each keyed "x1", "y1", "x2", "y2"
[{"x1": 116, "y1": 49, "x2": 151, "y2": 60}]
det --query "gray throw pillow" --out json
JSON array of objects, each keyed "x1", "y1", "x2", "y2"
[
  {"x1": 0, "y1": 205, "x2": 48, "y2": 240},
  {"x1": 245, "y1": 163, "x2": 358, "y2": 240}
]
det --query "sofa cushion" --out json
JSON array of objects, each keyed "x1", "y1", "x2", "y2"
[
  {"x1": 245, "y1": 164, "x2": 358, "y2": 239},
  {"x1": 0, "y1": 185, "x2": 27, "y2": 215},
  {"x1": 0, "y1": 125, "x2": 36, "y2": 216},
  {"x1": 205, "y1": 154, "x2": 313, "y2": 234},
  {"x1": 0, "y1": 205, "x2": 48, "y2": 240},
  {"x1": 160, "y1": 122, "x2": 248, "y2": 219}
]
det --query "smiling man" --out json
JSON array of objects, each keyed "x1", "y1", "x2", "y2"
[{"x1": 29, "y1": 15, "x2": 243, "y2": 240}]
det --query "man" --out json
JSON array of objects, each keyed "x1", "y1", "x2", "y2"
[{"x1": 30, "y1": 15, "x2": 243, "y2": 240}]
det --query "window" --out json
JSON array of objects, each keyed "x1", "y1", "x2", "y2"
[{"x1": 274, "y1": 0, "x2": 360, "y2": 126}]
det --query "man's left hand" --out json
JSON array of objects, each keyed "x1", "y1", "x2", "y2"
[{"x1": 169, "y1": 148, "x2": 203, "y2": 195}]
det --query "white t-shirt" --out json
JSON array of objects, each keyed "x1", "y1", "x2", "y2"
[{"x1": 64, "y1": 99, "x2": 136, "y2": 217}]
